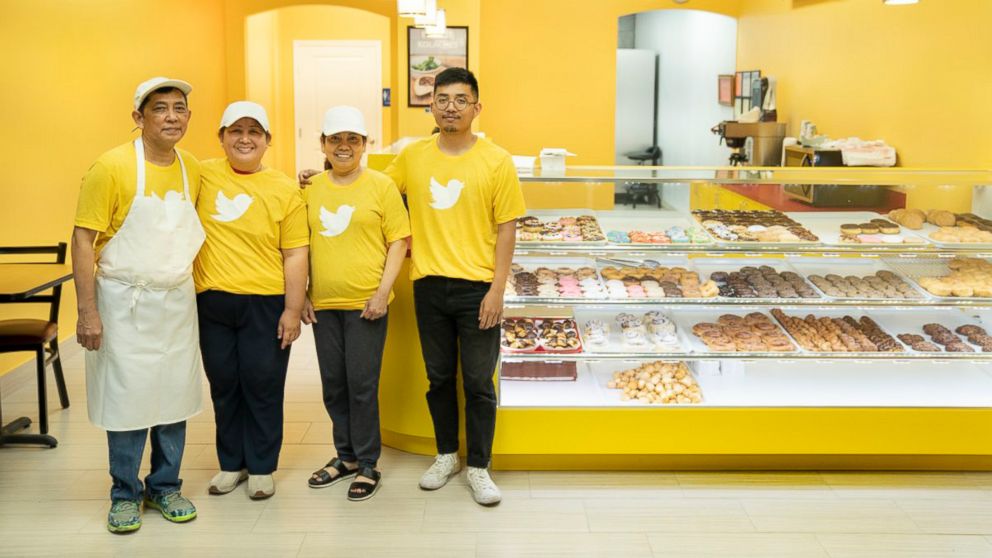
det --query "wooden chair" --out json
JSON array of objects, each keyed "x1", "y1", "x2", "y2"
[{"x1": 0, "y1": 243, "x2": 70, "y2": 447}]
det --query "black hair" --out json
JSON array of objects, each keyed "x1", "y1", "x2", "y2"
[
  {"x1": 433, "y1": 67, "x2": 478, "y2": 99},
  {"x1": 431, "y1": 126, "x2": 440, "y2": 134},
  {"x1": 138, "y1": 86, "x2": 188, "y2": 114}
]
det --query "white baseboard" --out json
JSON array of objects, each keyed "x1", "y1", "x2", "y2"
[{"x1": 0, "y1": 335, "x2": 80, "y2": 395}]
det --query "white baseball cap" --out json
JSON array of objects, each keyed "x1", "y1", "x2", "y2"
[
  {"x1": 322, "y1": 106, "x2": 367, "y2": 136},
  {"x1": 219, "y1": 101, "x2": 271, "y2": 133},
  {"x1": 133, "y1": 77, "x2": 192, "y2": 110}
]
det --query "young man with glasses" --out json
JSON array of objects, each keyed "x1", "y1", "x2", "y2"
[{"x1": 384, "y1": 67, "x2": 525, "y2": 505}]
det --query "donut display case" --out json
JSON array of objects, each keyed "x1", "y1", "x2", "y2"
[
  {"x1": 375, "y1": 165, "x2": 992, "y2": 470},
  {"x1": 488, "y1": 166, "x2": 992, "y2": 469}
]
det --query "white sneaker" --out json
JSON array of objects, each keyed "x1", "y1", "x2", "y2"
[
  {"x1": 418, "y1": 453, "x2": 461, "y2": 490},
  {"x1": 208, "y1": 469, "x2": 248, "y2": 495},
  {"x1": 466, "y1": 467, "x2": 501, "y2": 506},
  {"x1": 248, "y1": 474, "x2": 275, "y2": 500}
]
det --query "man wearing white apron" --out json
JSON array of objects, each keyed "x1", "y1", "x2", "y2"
[{"x1": 72, "y1": 77, "x2": 205, "y2": 534}]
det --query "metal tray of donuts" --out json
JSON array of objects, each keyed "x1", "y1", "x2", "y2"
[
  {"x1": 690, "y1": 257, "x2": 823, "y2": 303},
  {"x1": 868, "y1": 310, "x2": 992, "y2": 354},
  {"x1": 515, "y1": 210, "x2": 608, "y2": 246},
  {"x1": 882, "y1": 257, "x2": 992, "y2": 302},
  {"x1": 595, "y1": 258, "x2": 720, "y2": 302},
  {"x1": 500, "y1": 317, "x2": 584, "y2": 355},
  {"x1": 767, "y1": 308, "x2": 907, "y2": 355},
  {"x1": 506, "y1": 257, "x2": 606, "y2": 301},
  {"x1": 784, "y1": 258, "x2": 930, "y2": 302},
  {"x1": 671, "y1": 309, "x2": 800, "y2": 355},
  {"x1": 573, "y1": 307, "x2": 693, "y2": 354}
]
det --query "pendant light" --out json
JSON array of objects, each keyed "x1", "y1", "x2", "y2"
[
  {"x1": 425, "y1": 8, "x2": 447, "y2": 38},
  {"x1": 397, "y1": 0, "x2": 427, "y2": 18},
  {"x1": 883, "y1": 0, "x2": 919, "y2": 4},
  {"x1": 414, "y1": 0, "x2": 438, "y2": 28}
]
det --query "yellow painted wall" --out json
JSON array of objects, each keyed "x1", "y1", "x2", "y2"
[
  {"x1": 244, "y1": 5, "x2": 392, "y2": 176},
  {"x1": 0, "y1": 0, "x2": 228, "y2": 376},
  {"x1": 478, "y1": 0, "x2": 740, "y2": 162},
  {"x1": 736, "y1": 0, "x2": 992, "y2": 167}
]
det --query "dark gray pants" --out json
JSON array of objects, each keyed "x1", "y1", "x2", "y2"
[
  {"x1": 413, "y1": 276, "x2": 501, "y2": 468},
  {"x1": 312, "y1": 309, "x2": 388, "y2": 469}
]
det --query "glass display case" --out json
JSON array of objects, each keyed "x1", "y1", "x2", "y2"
[{"x1": 499, "y1": 167, "x2": 992, "y2": 415}]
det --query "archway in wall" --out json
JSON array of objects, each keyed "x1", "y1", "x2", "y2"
[
  {"x1": 243, "y1": 4, "x2": 393, "y2": 176},
  {"x1": 616, "y1": 9, "x2": 737, "y2": 209}
]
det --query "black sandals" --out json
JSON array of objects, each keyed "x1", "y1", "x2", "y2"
[
  {"x1": 308, "y1": 458, "x2": 358, "y2": 489},
  {"x1": 347, "y1": 466, "x2": 382, "y2": 501}
]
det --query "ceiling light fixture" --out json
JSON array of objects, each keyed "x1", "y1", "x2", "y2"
[
  {"x1": 883, "y1": 0, "x2": 919, "y2": 5},
  {"x1": 414, "y1": 0, "x2": 437, "y2": 28},
  {"x1": 397, "y1": 0, "x2": 427, "y2": 18},
  {"x1": 425, "y1": 8, "x2": 447, "y2": 38}
]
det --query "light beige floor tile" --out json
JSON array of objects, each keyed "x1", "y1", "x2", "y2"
[
  {"x1": 743, "y1": 498, "x2": 920, "y2": 534},
  {"x1": 0, "y1": 468, "x2": 107, "y2": 501},
  {"x1": 423, "y1": 498, "x2": 588, "y2": 533},
  {"x1": 676, "y1": 472, "x2": 836, "y2": 499},
  {"x1": 477, "y1": 532, "x2": 653, "y2": 558},
  {"x1": 585, "y1": 499, "x2": 755, "y2": 533},
  {"x1": 0, "y1": 533, "x2": 306, "y2": 558},
  {"x1": 649, "y1": 533, "x2": 828, "y2": 557},
  {"x1": 897, "y1": 498, "x2": 992, "y2": 535},
  {"x1": 0, "y1": 499, "x2": 104, "y2": 534},
  {"x1": 299, "y1": 419, "x2": 331, "y2": 445},
  {"x1": 299, "y1": 533, "x2": 476, "y2": 558},
  {"x1": 822, "y1": 472, "x2": 992, "y2": 500},
  {"x1": 816, "y1": 533, "x2": 992, "y2": 557},
  {"x1": 529, "y1": 471, "x2": 680, "y2": 499},
  {"x1": 253, "y1": 496, "x2": 425, "y2": 534}
]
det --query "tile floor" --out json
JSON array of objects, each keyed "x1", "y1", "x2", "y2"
[{"x1": 1, "y1": 326, "x2": 990, "y2": 557}]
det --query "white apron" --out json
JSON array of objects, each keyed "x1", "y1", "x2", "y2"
[{"x1": 86, "y1": 138, "x2": 206, "y2": 431}]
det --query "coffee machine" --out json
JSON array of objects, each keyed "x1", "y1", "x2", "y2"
[{"x1": 713, "y1": 121, "x2": 788, "y2": 166}]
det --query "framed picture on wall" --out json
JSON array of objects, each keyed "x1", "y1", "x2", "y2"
[
  {"x1": 718, "y1": 74, "x2": 734, "y2": 106},
  {"x1": 408, "y1": 26, "x2": 469, "y2": 107}
]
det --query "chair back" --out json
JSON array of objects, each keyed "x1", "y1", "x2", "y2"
[{"x1": 0, "y1": 243, "x2": 68, "y2": 323}]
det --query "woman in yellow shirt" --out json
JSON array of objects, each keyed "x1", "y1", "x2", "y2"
[
  {"x1": 194, "y1": 101, "x2": 310, "y2": 500},
  {"x1": 302, "y1": 106, "x2": 410, "y2": 501}
]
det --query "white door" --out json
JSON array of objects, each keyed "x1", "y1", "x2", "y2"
[{"x1": 294, "y1": 40, "x2": 382, "y2": 175}]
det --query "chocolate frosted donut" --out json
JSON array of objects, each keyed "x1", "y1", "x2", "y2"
[{"x1": 956, "y1": 325, "x2": 987, "y2": 337}]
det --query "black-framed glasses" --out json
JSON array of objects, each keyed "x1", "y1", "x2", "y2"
[{"x1": 432, "y1": 96, "x2": 476, "y2": 111}]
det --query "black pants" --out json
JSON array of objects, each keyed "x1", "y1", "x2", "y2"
[
  {"x1": 197, "y1": 290, "x2": 290, "y2": 475},
  {"x1": 312, "y1": 310, "x2": 388, "y2": 469},
  {"x1": 413, "y1": 276, "x2": 501, "y2": 468}
]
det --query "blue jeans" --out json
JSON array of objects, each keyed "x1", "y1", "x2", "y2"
[{"x1": 107, "y1": 421, "x2": 186, "y2": 502}]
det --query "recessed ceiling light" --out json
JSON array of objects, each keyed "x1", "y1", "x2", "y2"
[{"x1": 883, "y1": 0, "x2": 919, "y2": 5}]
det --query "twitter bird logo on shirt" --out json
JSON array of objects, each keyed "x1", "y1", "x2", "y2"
[
  {"x1": 429, "y1": 177, "x2": 464, "y2": 210},
  {"x1": 319, "y1": 205, "x2": 355, "y2": 237},
  {"x1": 212, "y1": 191, "x2": 253, "y2": 222}
]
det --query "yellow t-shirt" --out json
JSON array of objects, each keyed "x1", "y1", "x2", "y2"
[
  {"x1": 303, "y1": 169, "x2": 411, "y2": 310},
  {"x1": 384, "y1": 135, "x2": 526, "y2": 282},
  {"x1": 193, "y1": 159, "x2": 309, "y2": 295},
  {"x1": 75, "y1": 142, "x2": 201, "y2": 255}
]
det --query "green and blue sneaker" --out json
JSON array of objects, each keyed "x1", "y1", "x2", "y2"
[
  {"x1": 144, "y1": 491, "x2": 197, "y2": 523},
  {"x1": 107, "y1": 500, "x2": 142, "y2": 533}
]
